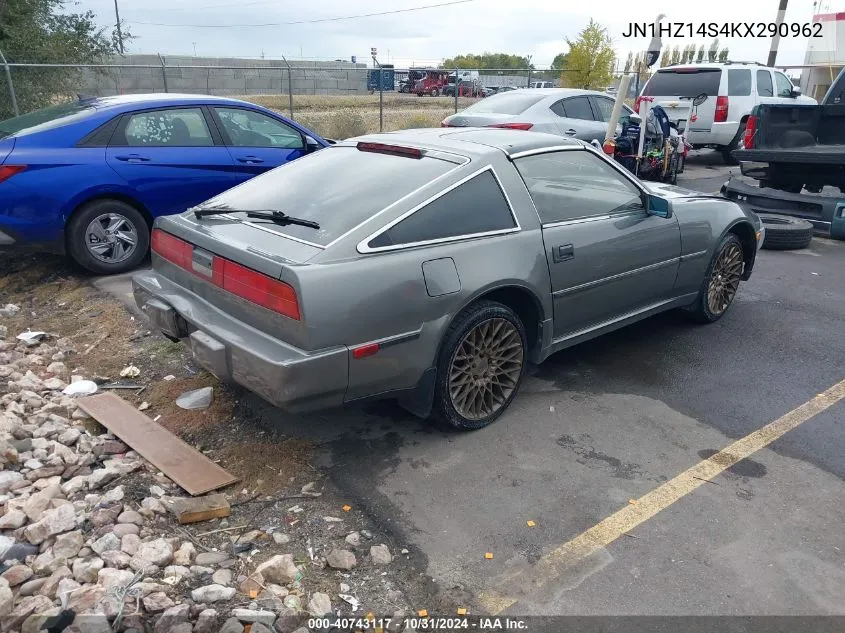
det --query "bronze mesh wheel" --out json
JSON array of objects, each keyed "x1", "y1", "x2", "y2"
[{"x1": 706, "y1": 241, "x2": 744, "y2": 316}]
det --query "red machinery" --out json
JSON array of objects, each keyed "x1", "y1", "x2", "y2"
[{"x1": 413, "y1": 70, "x2": 451, "y2": 96}]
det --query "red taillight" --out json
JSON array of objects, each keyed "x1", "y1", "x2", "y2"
[
  {"x1": 151, "y1": 228, "x2": 192, "y2": 270},
  {"x1": 215, "y1": 258, "x2": 300, "y2": 321},
  {"x1": 714, "y1": 96, "x2": 729, "y2": 123},
  {"x1": 487, "y1": 122, "x2": 533, "y2": 130},
  {"x1": 743, "y1": 115, "x2": 756, "y2": 149},
  {"x1": 357, "y1": 142, "x2": 422, "y2": 159},
  {"x1": 151, "y1": 229, "x2": 300, "y2": 321},
  {"x1": 0, "y1": 165, "x2": 26, "y2": 184},
  {"x1": 352, "y1": 343, "x2": 380, "y2": 359}
]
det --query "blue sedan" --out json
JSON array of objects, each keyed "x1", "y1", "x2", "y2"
[{"x1": 0, "y1": 94, "x2": 329, "y2": 273}]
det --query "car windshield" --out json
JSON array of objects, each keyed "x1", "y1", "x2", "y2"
[
  {"x1": 462, "y1": 92, "x2": 545, "y2": 115},
  {"x1": 197, "y1": 146, "x2": 459, "y2": 246},
  {"x1": 643, "y1": 68, "x2": 721, "y2": 96},
  {"x1": 0, "y1": 101, "x2": 97, "y2": 138}
]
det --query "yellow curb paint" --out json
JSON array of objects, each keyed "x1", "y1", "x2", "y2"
[{"x1": 479, "y1": 379, "x2": 845, "y2": 615}]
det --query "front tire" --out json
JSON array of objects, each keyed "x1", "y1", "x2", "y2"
[
  {"x1": 66, "y1": 199, "x2": 150, "y2": 275},
  {"x1": 432, "y1": 301, "x2": 527, "y2": 431},
  {"x1": 685, "y1": 233, "x2": 745, "y2": 323}
]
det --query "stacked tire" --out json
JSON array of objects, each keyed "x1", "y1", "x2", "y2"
[{"x1": 759, "y1": 213, "x2": 814, "y2": 250}]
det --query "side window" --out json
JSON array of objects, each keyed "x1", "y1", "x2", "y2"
[
  {"x1": 214, "y1": 108, "x2": 304, "y2": 149},
  {"x1": 368, "y1": 170, "x2": 516, "y2": 248},
  {"x1": 591, "y1": 97, "x2": 615, "y2": 122},
  {"x1": 728, "y1": 69, "x2": 752, "y2": 96},
  {"x1": 122, "y1": 108, "x2": 212, "y2": 147},
  {"x1": 560, "y1": 96, "x2": 595, "y2": 120},
  {"x1": 756, "y1": 70, "x2": 774, "y2": 97},
  {"x1": 775, "y1": 72, "x2": 794, "y2": 97},
  {"x1": 514, "y1": 150, "x2": 643, "y2": 224},
  {"x1": 549, "y1": 100, "x2": 566, "y2": 117}
]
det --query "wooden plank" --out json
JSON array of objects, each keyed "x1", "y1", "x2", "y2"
[
  {"x1": 78, "y1": 392, "x2": 238, "y2": 496},
  {"x1": 164, "y1": 494, "x2": 231, "y2": 524}
]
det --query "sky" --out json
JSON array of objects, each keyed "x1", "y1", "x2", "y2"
[{"x1": 77, "y1": 0, "x2": 837, "y2": 69}]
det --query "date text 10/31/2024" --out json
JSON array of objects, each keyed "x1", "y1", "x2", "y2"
[
  {"x1": 622, "y1": 22, "x2": 823, "y2": 38},
  {"x1": 307, "y1": 617, "x2": 529, "y2": 630}
]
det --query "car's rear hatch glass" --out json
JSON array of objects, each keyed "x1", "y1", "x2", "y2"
[
  {"x1": 643, "y1": 68, "x2": 721, "y2": 96},
  {"x1": 192, "y1": 146, "x2": 458, "y2": 248},
  {"x1": 461, "y1": 92, "x2": 545, "y2": 115}
]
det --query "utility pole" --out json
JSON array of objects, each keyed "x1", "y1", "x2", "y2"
[
  {"x1": 113, "y1": 0, "x2": 124, "y2": 54},
  {"x1": 767, "y1": 0, "x2": 789, "y2": 67}
]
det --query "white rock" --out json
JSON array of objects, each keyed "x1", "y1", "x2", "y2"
[
  {"x1": 46, "y1": 362, "x2": 66, "y2": 375},
  {"x1": 143, "y1": 591, "x2": 175, "y2": 613},
  {"x1": 92, "y1": 532, "x2": 121, "y2": 555},
  {"x1": 61, "y1": 475, "x2": 88, "y2": 497},
  {"x1": 172, "y1": 541, "x2": 196, "y2": 566},
  {"x1": 0, "y1": 509, "x2": 26, "y2": 529},
  {"x1": 190, "y1": 584, "x2": 236, "y2": 603},
  {"x1": 22, "y1": 483, "x2": 62, "y2": 522},
  {"x1": 88, "y1": 468, "x2": 120, "y2": 490},
  {"x1": 307, "y1": 592, "x2": 332, "y2": 617},
  {"x1": 0, "y1": 583, "x2": 12, "y2": 617},
  {"x1": 326, "y1": 549, "x2": 357, "y2": 570},
  {"x1": 53, "y1": 530, "x2": 84, "y2": 559},
  {"x1": 272, "y1": 532, "x2": 291, "y2": 545},
  {"x1": 141, "y1": 496, "x2": 167, "y2": 513},
  {"x1": 56, "y1": 427, "x2": 81, "y2": 446},
  {"x1": 211, "y1": 569, "x2": 232, "y2": 586},
  {"x1": 72, "y1": 557, "x2": 104, "y2": 583},
  {"x1": 121, "y1": 533, "x2": 141, "y2": 556},
  {"x1": 97, "y1": 568, "x2": 135, "y2": 590},
  {"x1": 117, "y1": 509, "x2": 144, "y2": 525},
  {"x1": 255, "y1": 554, "x2": 299, "y2": 584},
  {"x1": 23, "y1": 503, "x2": 76, "y2": 544},
  {"x1": 370, "y1": 544, "x2": 393, "y2": 565},
  {"x1": 344, "y1": 532, "x2": 361, "y2": 547},
  {"x1": 130, "y1": 537, "x2": 173, "y2": 571},
  {"x1": 232, "y1": 608, "x2": 276, "y2": 626},
  {"x1": 0, "y1": 471, "x2": 23, "y2": 494}
]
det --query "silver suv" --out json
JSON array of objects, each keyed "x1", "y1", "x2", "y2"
[{"x1": 638, "y1": 61, "x2": 816, "y2": 164}]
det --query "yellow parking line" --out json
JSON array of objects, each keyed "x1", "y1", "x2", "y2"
[{"x1": 479, "y1": 378, "x2": 845, "y2": 614}]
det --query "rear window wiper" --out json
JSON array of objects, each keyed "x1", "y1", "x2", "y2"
[{"x1": 193, "y1": 206, "x2": 319, "y2": 230}]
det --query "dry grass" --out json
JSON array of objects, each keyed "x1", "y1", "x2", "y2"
[{"x1": 242, "y1": 93, "x2": 471, "y2": 139}]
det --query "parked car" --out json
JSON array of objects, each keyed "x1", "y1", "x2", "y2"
[
  {"x1": 133, "y1": 129, "x2": 763, "y2": 430},
  {"x1": 733, "y1": 66, "x2": 845, "y2": 194},
  {"x1": 0, "y1": 94, "x2": 329, "y2": 274},
  {"x1": 530, "y1": 81, "x2": 556, "y2": 89},
  {"x1": 638, "y1": 61, "x2": 816, "y2": 164},
  {"x1": 441, "y1": 88, "x2": 634, "y2": 144}
]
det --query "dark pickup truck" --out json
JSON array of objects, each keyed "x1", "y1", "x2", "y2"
[{"x1": 733, "y1": 67, "x2": 844, "y2": 194}]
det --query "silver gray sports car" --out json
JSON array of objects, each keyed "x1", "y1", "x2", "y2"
[{"x1": 133, "y1": 129, "x2": 764, "y2": 430}]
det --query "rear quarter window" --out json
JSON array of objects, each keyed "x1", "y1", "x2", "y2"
[
  {"x1": 643, "y1": 69, "x2": 721, "y2": 96},
  {"x1": 728, "y1": 69, "x2": 752, "y2": 96},
  {"x1": 0, "y1": 101, "x2": 96, "y2": 138},
  {"x1": 368, "y1": 169, "x2": 516, "y2": 249}
]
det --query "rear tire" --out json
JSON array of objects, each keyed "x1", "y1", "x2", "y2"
[
  {"x1": 432, "y1": 301, "x2": 527, "y2": 431},
  {"x1": 66, "y1": 199, "x2": 150, "y2": 275},
  {"x1": 431, "y1": 88, "x2": 440, "y2": 97},
  {"x1": 759, "y1": 213, "x2": 813, "y2": 250},
  {"x1": 721, "y1": 125, "x2": 744, "y2": 165},
  {"x1": 685, "y1": 233, "x2": 745, "y2": 323}
]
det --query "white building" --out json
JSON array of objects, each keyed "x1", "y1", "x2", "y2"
[{"x1": 800, "y1": 11, "x2": 844, "y2": 100}]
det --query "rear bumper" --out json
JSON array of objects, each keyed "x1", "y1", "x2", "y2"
[
  {"x1": 687, "y1": 122, "x2": 739, "y2": 147},
  {"x1": 132, "y1": 270, "x2": 349, "y2": 413},
  {"x1": 0, "y1": 225, "x2": 65, "y2": 254}
]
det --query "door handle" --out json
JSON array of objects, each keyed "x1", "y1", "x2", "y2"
[
  {"x1": 115, "y1": 154, "x2": 150, "y2": 162},
  {"x1": 552, "y1": 243, "x2": 574, "y2": 263},
  {"x1": 564, "y1": 129, "x2": 577, "y2": 136},
  {"x1": 236, "y1": 156, "x2": 265, "y2": 164}
]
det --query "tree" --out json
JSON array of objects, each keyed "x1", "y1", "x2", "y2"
[
  {"x1": 681, "y1": 44, "x2": 695, "y2": 64},
  {"x1": 441, "y1": 52, "x2": 533, "y2": 70},
  {"x1": 718, "y1": 48, "x2": 729, "y2": 62},
  {"x1": 560, "y1": 19, "x2": 615, "y2": 90},
  {"x1": 707, "y1": 38, "x2": 719, "y2": 62},
  {"x1": 696, "y1": 45, "x2": 706, "y2": 63},
  {"x1": 660, "y1": 50, "x2": 670, "y2": 68},
  {"x1": 670, "y1": 45, "x2": 681, "y2": 65},
  {"x1": 550, "y1": 53, "x2": 568, "y2": 71},
  {"x1": 0, "y1": 0, "x2": 127, "y2": 119}
]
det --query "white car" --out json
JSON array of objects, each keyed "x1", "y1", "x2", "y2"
[
  {"x1": 530, "y1": 81, "x2": 555, "y2": 89},
  {"x1": 637, "y1": 62, "x2": 816, "y2": 164}
]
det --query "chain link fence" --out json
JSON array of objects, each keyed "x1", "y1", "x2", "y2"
[{"x1": 0, "y1": 54, "x2": 642, "y2": 139}]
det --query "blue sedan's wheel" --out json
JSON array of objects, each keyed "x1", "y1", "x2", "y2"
[
  {"x1": 434, "y1": 300, "x2": 527, "y2": 430},
  {"x1": 67, "y1": 200, "x2": 150, "y2": 275}
]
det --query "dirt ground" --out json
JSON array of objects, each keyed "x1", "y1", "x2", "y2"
[{"x1": 0, "y1": 252, "x2": 457, "y2": 620}]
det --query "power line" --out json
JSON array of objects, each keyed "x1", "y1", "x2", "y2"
[{"x1": 127, "y1": 0, "x2": 476, "y2": 28}]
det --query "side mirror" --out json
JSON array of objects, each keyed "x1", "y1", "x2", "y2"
[
  {"x1": 305, "y1": 136, "x2": 322, "y2": 152},
  {"x1": 791, "y1": 86, "x2": 802, "y2": 98},
  {"x1": 647, "y1": 195, "x2": 673, "y2": 218}
]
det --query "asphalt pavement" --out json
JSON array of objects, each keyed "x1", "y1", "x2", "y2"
[{"x1": 100, "y1": 150, "x2": 845, "y2": 616}]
